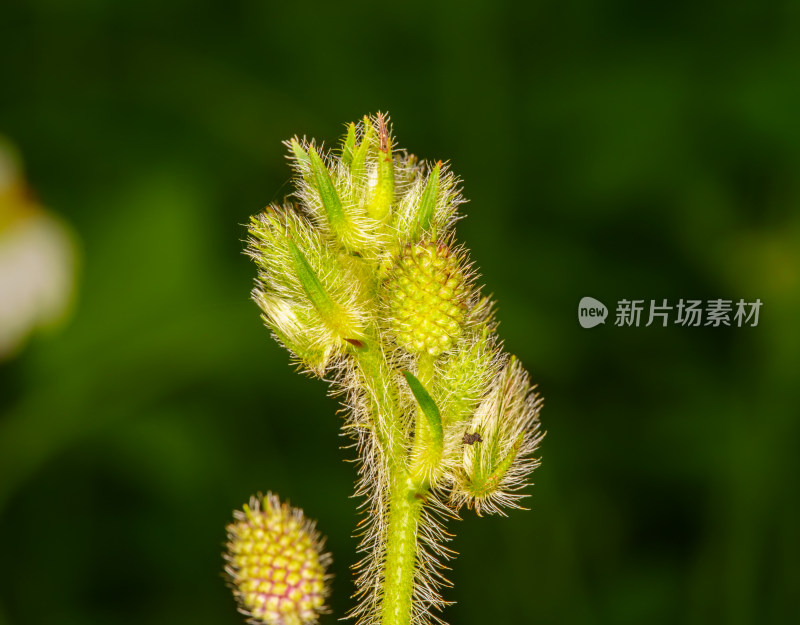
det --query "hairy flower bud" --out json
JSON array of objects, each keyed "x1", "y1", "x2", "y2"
[
  {"x1": 450, "y1": 357, "x2": 544, "y2": 515},
  {"x1": 386, "y1": 241, "x2": 469, "y2": 357},
  {"x1": 225, "y1": 493, "x2": 331, "y2": 625},
  {"x1": 248, "y1": 209, "x2": 368, "y2": 375}
]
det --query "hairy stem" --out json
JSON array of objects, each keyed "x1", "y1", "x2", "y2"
[
  {"x1": 355, "y1": 339, "x2": 433, "y2": 625},
  {"x1": 351, "y1": 329, "x2": 416, "y2": 619},
  {"x1": 381, "y1": 353, "x2": 438, "y2": 625},
  {"x1": 353, "y1": 330, "x2": 405, "y2": 468},
  {"x1": 381, "y1": 473, "x2": 425, "y2": 625}
]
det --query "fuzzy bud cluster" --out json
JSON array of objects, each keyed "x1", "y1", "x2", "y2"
[{"x1": 244, "y1": 114, "x2": 543, "y2": 625}]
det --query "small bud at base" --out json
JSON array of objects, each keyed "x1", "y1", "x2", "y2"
[{"x1": 225, "y1": 493, "x2": 331, "y2": 625}]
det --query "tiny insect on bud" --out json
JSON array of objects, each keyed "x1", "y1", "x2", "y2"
[
  {"x1": 462, "y1": 432, "x2": 483, "y2": 445},
  {"x1": 225, "y1": 493, "x2": 331, "y2": 625}
]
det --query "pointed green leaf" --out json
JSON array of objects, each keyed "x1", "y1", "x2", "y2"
[
  {"x1": 417, "y1": 162, "x2": 441, "y2": 236},
  {"x1": 492, "y1": 433, "x2": 524, "y2": 480},
  {"x1": 308, "y1": 146, "x2": 348, "y2": 237},
  {"x1": 471, "y1": 433, "x2": 524, "y2": 496},
  {"x1": 403, "y1": 370, "x2": 443, "y2": 447},
  {"x1": 341, "y1": 123, "x2": 356, "y2": 165},
  {"x1": 290, "y1": 139, "x2": 311, "y2": 169},
  {"x1": 367, "y1": 116, "x2": 394, "y2": 221},
  {"x1": 350, "y1": 116, "x2": 373, "y2": 182},
  {"x1": 287, "y1": 240, "x2": 336, "y2": 318}
]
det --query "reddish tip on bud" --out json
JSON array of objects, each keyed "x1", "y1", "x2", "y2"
[{"x1": 376, "y1": 112, "x2": 390, "y2": 153}]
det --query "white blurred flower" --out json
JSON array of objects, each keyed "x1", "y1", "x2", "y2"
[{"x1": 0, "y1": 138, "x2": 78, "y2": 360}]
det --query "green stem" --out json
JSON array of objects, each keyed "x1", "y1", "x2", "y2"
[
  {"x1": 381, "y1": 473, "x2": 424, "y2": 625},
  {"x1": 380, "y1": 353, "x2": 438, "y2": 625},
  {"x1": 352, "y1": 329, "x2": 404, "y2": 466},
  {"x1": 354, "y1": 340, "x2": 432, "y2": 625}
]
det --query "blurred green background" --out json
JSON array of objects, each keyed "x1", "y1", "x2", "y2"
[{"x1": 1, "y1": 1, "x2": 799, "y2": 624}]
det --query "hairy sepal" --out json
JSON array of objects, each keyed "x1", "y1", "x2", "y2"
[
  {"x1": 450, "y1": 357, "x2": 544, "y2": 515},
  {"x1": 248, "y1": 208, "x2": 367, "y2": 375},
  {"x1": 393, "y1": 160, "x2": 463, "y2": 246},
  {"x1": 287, "y1": 135, "x2": 389, "y2": 257}
]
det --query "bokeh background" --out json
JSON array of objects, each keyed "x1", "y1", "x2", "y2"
[{"x1": 1, "y1": 1, "x2": 799, "y2": 624}]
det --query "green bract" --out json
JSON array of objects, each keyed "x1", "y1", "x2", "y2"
[{"x1": 244, "y1": 113, "x2": 544, "y2": 625}]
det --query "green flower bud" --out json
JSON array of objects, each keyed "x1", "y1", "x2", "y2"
[
  {"x1": 365, "y1": 112, "x2": 394, "y2": 222},
  {"x1": 225, "y1": 493, "x2": 331, "y2": 625},
  {"x1": 450, "y1": 357, "x2": 544, "y2": 516},
  {"x1": 386, "y1": 241, "x2": 469, "y2": 357},
  {"x1": 248, "y1": 209, "x2": 368, "y2": 375}
]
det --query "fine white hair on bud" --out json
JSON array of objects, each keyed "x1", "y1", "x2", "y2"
[
  {"x1": 243, "y1": 113, "x2": 545, "y2": 625},
  {"x1": 450, "y1": 357, "x2": 544, "y2": 516},
  {"x1": 247, "y1": 207, "x2": 369, "y2": 375},
  {"x1": 433, "y1": 329, "x2": 505, "y2": 478},
  {"x1": 392, "y1": 159, "x2": 464, "y2": 244}
]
